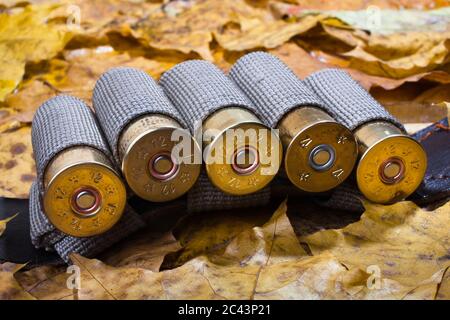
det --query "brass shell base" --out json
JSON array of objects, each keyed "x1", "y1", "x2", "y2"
[
  {"x1": 119, "y1": 115, "x2": 201, "y2": 202},
  {"x1": 279, "y1": 107, "x2": 358, "y2": 193},
  {"x1": 43, "y1": 147, "x2": 126, "y2": 237},
  {"x1": 355, "y1": 122, "x2": 427, "y2": 204},
  {"x1": 203, "y1": 108, "x2": 282, "y2": 195}
]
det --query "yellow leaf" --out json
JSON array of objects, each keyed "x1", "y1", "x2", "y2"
[
  {"x1": 166, "y1": 206, "x2": 272, "y2": 268},
  {"x1": 0, "y1": 4, "x2": 72, "y2": 101},
  {"x1": 14, "y1": 199, "x2": 419, "y2": 300},
  {"x1": 271, "y1": 42, "x2": 450, "y2": 91},
  {"x1": 0, "y1": 262, "x2": 34, "y2": 300},
  {"x1": 436, "y1": 266, "x2": 450, "y2": 300},
  {"x1": 15, "y1": 265, "x2": 73, "y2": 300},
  {"x1": 216, "y1": 14, "x2": 324, "y2": 52},
  {"x1": 2, "y1": 80, "x2": 57, "y2": 125},
  {"x1": 101, "y1": 231, "x2": 182, "y2": 272},
  {"x1": 301, "y1": 201, "x2": 450, "y2": 288},
  {"x1": 346, "y1": 32, "x2": 450, "y2": 78},
  {"x1": 402, "y1": 267, "x2": 450, "y2": 300},
  {"x1": 0, "y1": 212, "x2": 17, "y2": 236},
  {"x1": 130, "y1": 0, "x2": 273, "y2": 60},
  {"x1": 130, "y1": 0, "x2": 234, "y2": 60},
  {"x1": 39, "y1": 47, "x2": 178, "y2": 104},
  {"x1": 0, "y1": 126, "x2": 36, "y2": 199}
]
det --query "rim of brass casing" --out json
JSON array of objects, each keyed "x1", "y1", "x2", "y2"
[
  {"x1": 43, "y1": 147, "x2": 126, "y2": 238},
  {"x1": 355, "y1": 122, "x2": 427, "y2": 204},
  {"x1": 203, "y1": 107, "x2": 282, "y2": 195},
  {"x1": 120, "y1": 115, "x2": 201, "y2": 202},
  {"x1": 280, "y1": 107, "x2": 358, "y2": 193}
]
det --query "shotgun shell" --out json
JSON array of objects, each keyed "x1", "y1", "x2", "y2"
[
  {"x1": 160, "y1": 60, "x2": 282, "y2": 196},
  {"x1": 32, "y1": 96, "x2": 126, "y2": 237},
  {"x1": 201, "y1": 106, "x2": 282, "y2": 195},
  {"x1": 278, "y1": 107, "x2": 357, "y2": 192},
  {"x1": 229, "y1": 52, "x2": 358, "y2": 193},
  {"x1": 305, "y1": 69, "x2": 427, "y2": 204},
  {"x1": 353, "y1": 121, "x2": 427, "y2": 204},
  {"x1": 93, "y1": 67, "x2": 201, "y2": 202}
]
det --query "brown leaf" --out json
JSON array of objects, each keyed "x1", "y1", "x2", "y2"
[
  {"x1": 346, "y1": 32, "x2": 450, "y2": 78},
  {"x1": 271, "y1": 0, "x2": 446, "y2": 10},
  {"x1": 0, "y1": 126, "x2": 36, "y2": 199},
  {"x1": 2, "y1": 80, "x2": 57, "y2": 125},
  {"x1": 0, "y1": 262, "x2": 35, "y2": 300},
  {"x1": 64, "y1": 199, "x2": 416, "y2": 300},
  {"x1": 436, "y1": 266, "x2": 450, "y2": 300},
  {"x1": 301, "y1": 201, "x2": 450, "y2": 288},
  {"x1": 37, "y1": 47, "x2": 178, "y2": 104},
  {"x1": 130, "y1": 0, "x2": 239, "y2": 60},
  {"x1": 165, "y1": 206, "x2": 272, "y2": 268},
  {"x1": 215, "y1": 14, "x2": 324, "y2": 52},
  {"x1": 271, "y1": 42, "x2": 450, "y2": 91},
  {"x1": 402, "y1": 267, "x2": 450, "y2": 300},
  {"x1": 101, "y1": 231, "x2": 182, "y2": 272},
  {"x1": 15, "y1": 265, "x2": 74, "y2": 300}
]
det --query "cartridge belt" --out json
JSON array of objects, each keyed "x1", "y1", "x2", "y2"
[{"x1": 187, "y1": 171, "x2": 271, "y2": 213}]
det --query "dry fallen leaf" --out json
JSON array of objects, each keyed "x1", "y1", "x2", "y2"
[
  {"x1": 0, "y1": 126, "x2": 36, "y2": 198},
  {"x1": 270, "y1": 0, "x2": 448, "y2": 11},
  {"x1": 215, "y1": 14, "x2": 324, "y2": 52},
  {"x1": 130, "y1": 0, "x2": 239, "y2": 60},
  {"x1": 436, "y1": 266, "x2": 450, "y2": 300},
  {"x1": 0, "y1": 212, "x2": 18, "y2": 236},
  {"x1": 15, "y1": 265, "x2": 73, "y2": 300},
  {"x1": 16, "y1": 199, "x2": 447, "y2": 300},
  {"x1": 270, "y1": 42, "x2": 450, "y2": 91},
  {"x1": 165, "y1": 206, "x2": 272, "y2": 268},
  {"x1": 301, "y1": 201, "x2": 450, "y2": 288},
  {"x1": 2, "y1": 80, "x2": 57, "y2": 125},
  {"x1": 101, "y1": 230, "x2": 182, "y2": 271},
  {"x1": 35, "y1": 46, "x2": 178, "y2": 104},
  {"x1": 0, "y1": 4, "x2": 72, "y2": 101},
  {"x1": 346, "y1": 32, "x2": 450, "y2": 78},
  {"x1": 0, "y1": 262, "x2": 35, "y2": 300}
]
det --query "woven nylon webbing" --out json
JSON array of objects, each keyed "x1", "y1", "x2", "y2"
[
  {"x1": 187, "y1": 171, "x2": 271, "y2": 213},
  {"x1": 31, "y1": 95, "x2": 111, "y2": 192},
  {"x1": 229, "y1": 52, "x2": 327, "y2": 127},
  {"x1": 304, "y1": 69, "x2": 404, "y2": 131},
  {"x1": 159, "y1": 60, "x2": 257, "y2": 132},
  {"x1": 93, "y1": 67, "x2": 184, "y2": 161},
  {"x1": 313, "y1": 182, "x2": 365, "y2": 213},
  {"x1": 29, "y1": 182, "x2": 145, "y2": 263}
]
